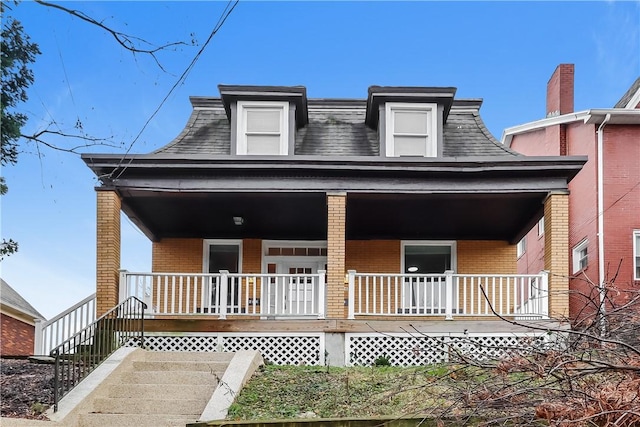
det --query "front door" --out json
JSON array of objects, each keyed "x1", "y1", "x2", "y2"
[{"x1": 265, "y1": 261, "x2": 324, "y2": 316}]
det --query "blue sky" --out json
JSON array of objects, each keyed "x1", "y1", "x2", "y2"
[{"x1": 2, "y1": 1, "x2": 639, "y2": 319}]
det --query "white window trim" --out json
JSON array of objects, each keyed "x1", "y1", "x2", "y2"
[
  {"x1": 517, "y1": 237, "x2": 526, "y2": 258},
  {"x1": 262, "y1": 240, "x2": 327, "y2": 274},
  {"x1": 572, "y1": 239, "x2": 589, "y2": 274},
  {"x1": 537, "y1": 217, "x2": 545, "y2": 237},
  {"x1": 385, "y1": 102, "x2": 438, "y2": 157},
  {"x1": 633, "y1": 230, "x2": 640, "y2": 281},
  {"x1": 401, "y1": 240, "x2": 457, "y2": 273},
  {"x1": 203, "y1": 239, "x2": 243, "y2": 274},
  {"x1": 236, "y1": 101, "x2": 289, "y2": 155}
]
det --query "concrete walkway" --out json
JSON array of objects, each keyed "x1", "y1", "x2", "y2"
[{"x1": 1, "y1": 349, "x2": 263, "y2": 427}]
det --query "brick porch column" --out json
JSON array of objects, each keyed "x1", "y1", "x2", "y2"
[
  {"x1": 544, "y1": 192, "x2": 569, "y2": 319},
  {"x1": 96, "y1": 190, "x2": 121, "y2": 316},
  {"x1": 326, "y1": 192, "x2": 347, "y2": 318}
]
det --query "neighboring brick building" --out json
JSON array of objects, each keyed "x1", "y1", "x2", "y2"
[
  {"x1": 1, "y1": 279, "x2": 45, "y2": 357},
  {"x1": 79, "y1": 84, "x2": 586, "y2": 365},
  {"x1": 504, "y1": 65, "x2": 640, "y2": 323}
]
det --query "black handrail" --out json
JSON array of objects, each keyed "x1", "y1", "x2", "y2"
[{"x1": 49, "y1": 296, "x2": 147, "y2": 412}]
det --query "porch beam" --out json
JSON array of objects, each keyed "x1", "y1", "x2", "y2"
[
  {"x1": 326, "y1": 192, "x2": 347, "y2": 318},
  {"x1": 96, "y1": 190, "x2": 121, "y2": 316},
  {"x1": 544, "y1": 192, "x2": 570, "y2": 318}
]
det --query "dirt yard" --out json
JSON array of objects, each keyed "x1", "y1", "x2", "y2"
[{"x1": 0, "y1": 358, "x2": 54, "y2": 420}]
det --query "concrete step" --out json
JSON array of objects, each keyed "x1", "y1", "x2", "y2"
[
  {"x1": 143, "y1": 351, "x2": 234, "y2": 362},
  {"x1": 132, "y1": 360, "x2": 228, "y2": 373},
  {"x1": 107, "y1": 383, "x2": 214, "y2": 399},
  {"x1": 119, "y1": 369, "x2": 220, "y2": 385},
  {"x1": 92, "y1": 397, "x2": 208, "y2": 415},
  {"x1": 78, "y1": 413, "x2": 197, "y2": 427}
]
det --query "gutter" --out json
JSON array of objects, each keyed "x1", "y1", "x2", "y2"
[{"x1": 596, "y1": 113, "x2": 611, "y2": 332}]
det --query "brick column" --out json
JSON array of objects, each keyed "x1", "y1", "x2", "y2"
[
  {"x1": 326, "y1": 192, "x2": 347, "y2": 318},
  {"x1": 544, "y1": 192, "x2": 569, "y2": 318},
  {"x1": 96, "y1": 190, "x2": 121, "y2": 316}
]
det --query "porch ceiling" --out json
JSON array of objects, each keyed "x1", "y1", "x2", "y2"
[{"x1": 119, "y1": 190, "x2": 546, "y2": 243}]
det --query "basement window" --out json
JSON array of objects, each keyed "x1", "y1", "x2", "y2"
[{"x1": 634, "y1": 231, "x2": 640, "y2": 280}]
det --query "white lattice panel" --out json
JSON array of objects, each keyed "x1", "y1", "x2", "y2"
[
  {"x1": 141, "y1": 333, "x2": 323, "y2": 365},
  {"x1": 143, "y1": 335, "x2": 221, "y2": 352},
  {"x1": 346, "y1": 333, "x2": 549, "y2": 366},
  {"x1": 447, "y1": 335, "x2": 544, "y2": 362},
  {"x1": 347, "y1": 334, "x2": 448, "y2": 366},
  {"x1": 223, "y1": 334, "x2": 323, "y2": 365}
]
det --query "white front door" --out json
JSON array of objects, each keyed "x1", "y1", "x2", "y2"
[{"x1": 265, "y1": 260, "x2": 324, "y2": 316}]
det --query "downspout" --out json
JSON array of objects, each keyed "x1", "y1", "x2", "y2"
[{"x1": 596, "y1": 113, "x2": 611, "y2": 334}]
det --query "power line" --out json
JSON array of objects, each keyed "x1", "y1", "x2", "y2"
[{"x1": 104, "y1": 0, "x2": 239, "y2": 181}]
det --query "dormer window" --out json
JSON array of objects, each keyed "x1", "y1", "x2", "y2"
[
  {"x1": 385, "y1": 103, "x2": 438, "y2": 157},
  {"x1": 236, "y1": 101, "x2": 289, "y2": 155}
]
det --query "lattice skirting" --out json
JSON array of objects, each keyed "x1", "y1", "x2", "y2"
[
  {"x1": 138, "y1": 331, "x2": 553, "y2": 367},
  {"x1": 142, "y1": 332, "x2": 325, "y2": 365},
  {"x1": 345, "y1": 332, "x2": 552, "y2": 367}
]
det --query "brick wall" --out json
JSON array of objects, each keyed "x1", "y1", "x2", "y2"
[
  {"x1": 458, "y1": 241, "x2": 516, "y2": 274},
  {"x1": 544, "y1": 193, "x2": 570, "y2": 318},
  {"x1": 326, "y1": 193, "x2": 347, "y2": 318},
  {"x1": 96, "y1": 190, "x2": 121, "y2": 316},
  {"x1": 152, "y1": 239, "x2": 203, "y2": 272},
  {"x1": 602, "y1": 125, "x2": 640, "y2": 297},
  {"x1": 346, "y1": 240, "x2": 400, "y2": 272},
  {"x1": 1, "y1": 313, "x2": 34, "y2": 356},
  {"x1": 546, "y1": 64, "x2": 574, "y2": 116}
]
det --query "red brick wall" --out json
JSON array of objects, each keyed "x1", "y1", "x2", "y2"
[
  {"x1": 602, "y1": 126, "x2": 640, "y2": 298},
  {"x1": 1, "y1": 314, "x2": 34, "y2": 356},
  {"x1": 546, "y1": 64, "x2": 574, "y2": 116}
]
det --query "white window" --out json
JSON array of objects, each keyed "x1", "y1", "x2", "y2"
[
  {"x1": 572, "y1": 239, "x2": 589, "y2": 274},
  {"x1": 236, "y1": 101, "x2": 288, "y2": 155},
  {"x1": 634, "y1": 231, "x2": 640, "y2": 280},
  {"x1": 538, "y1": 217, "x2": 545, "y2": 237},
  {"x1": 517, "y1": 237, "x2": 526, "y2": 258},
  {"x1": 385, "y1": 103, "x2": 438, "y2": 157}
]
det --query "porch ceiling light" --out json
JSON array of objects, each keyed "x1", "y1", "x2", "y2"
[
  {"x1": 233, "y1": 216, "x2": 244, "y2": 226},
  {"x1": 407, "y1": 266, "x2": 418, "y2": 273}
]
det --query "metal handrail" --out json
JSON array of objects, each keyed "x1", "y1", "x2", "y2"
[{"x1": 49, "y1": 297, "x2": 147, "y2": 412}]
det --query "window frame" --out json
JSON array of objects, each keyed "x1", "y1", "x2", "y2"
[
  {"x1": 385, "y1": 102, "x2": 438, "y2": 158},
  {"x1": 203, "y1": 239, "x2": 243, "y2": 274},
  {"x1": 634, "y1": 230, "x2": 640, "y2": 281},
  {"x1": 572, "y1": 239, "x2": 589, "y2": 274},
  {"x1": 401, "y1": 240, "x2": 457, "y2": 274},
  {"x1": 537, "y1": 217, "x2": 545, "y2": 237},
  {"x1": 517, "y1": 237, "x2": 526, "y2": 258},
  {"x1": 236, "y1": 101, "x2": 289, "y2": 155}
]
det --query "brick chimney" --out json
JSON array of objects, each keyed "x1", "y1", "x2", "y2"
[{"x1": 546, "y1": 64, "x2": 574, "y2": 117}]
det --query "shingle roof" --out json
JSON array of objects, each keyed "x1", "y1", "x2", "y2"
[
  {"x1": 154, "y1": 95, "x2": 519, "y2": 158},
  {"x1": 1, "y1": 279, "x2": 45, "y2": 321},
  {"x1": 614, "y1": 77, "x2": 640, "y2": 108}
]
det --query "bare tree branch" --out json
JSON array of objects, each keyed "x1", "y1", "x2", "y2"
[{"x1": 33, "y1": 0, "x2": 192, "y2": 72}]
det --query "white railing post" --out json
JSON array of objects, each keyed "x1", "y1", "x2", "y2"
[
  {"x1": 317, "y1": 270, "x2": 326, "y2": 319},
  {"x1": 347, "y1": 270, "x2": 356, "y2": 320},
  {"x1": 219, "y1": 270, "x2": 229, "y2": 320},
  {"x1": 444, "y1": 270, "x2": 454, "y2": 320},
  {"x1": 34, "y1": 319, "x2": 44, "y2": 356},
  {"x1": 119, "y1": 269, "x2": 128, "y2": 302},
  {"x1": 540, "y1": 270, "x2": 549, "y2": 318}
]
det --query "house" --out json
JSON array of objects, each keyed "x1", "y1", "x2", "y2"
[
  {"x1": 1, "y1": 278, "x2": 45, "y2": 357},
  {"x1": 503, "y1": 64, "x2": 640, "y2": 324},
  {"x1": 79, "y1": 84, "x2": 586, "y2": 366}
]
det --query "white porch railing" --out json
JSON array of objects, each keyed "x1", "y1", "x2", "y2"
[
  {"x1": 347, "y1": 270, "x2": 549, "y2": 320},
  {"x1": 120, "y1": 270, "x2": 327, "y2": 319},
  {"x1": 34, "y1": 293, "x2": 96, "y2": 356}
]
